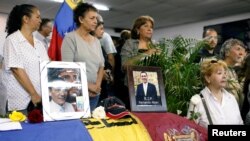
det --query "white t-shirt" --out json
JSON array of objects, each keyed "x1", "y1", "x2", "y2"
[
  {"x1": 1, "y1": 30, "x2": 49, "y2": 111},
  {"x1": 34, "y1": 31, "x2": 50, "y2": 51},
  {"x1": 100, "y1": 32, "x2": 117, "y2": 54}
]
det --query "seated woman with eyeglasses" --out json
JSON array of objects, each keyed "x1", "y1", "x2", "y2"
[
  {"x1": 120, "y1": 15, "x2": 160, "y2": 70},
  {"x1": 187, "y1": 59, "x2": 243, "y2": 128}
]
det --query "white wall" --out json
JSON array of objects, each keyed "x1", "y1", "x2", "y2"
[
  {"x1": 153, "y1": 12, "x2": 250, "y2": 41},
  {"x1": 1, "y1": 12, "x2": 249, "y2": 46},
  {"x1": 0, "y1": 12, "x2": 119, "y2": 44},
  {"x1": 0, "y1": 13, "x2": 7, "y2": 57},
  {"x1": 104, "y1": 28, "x2": 119, "y2": 37}
]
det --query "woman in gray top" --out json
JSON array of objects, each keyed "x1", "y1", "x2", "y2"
[{"x1": 61, "y1": 3, "x2": 104, "y2": 112}]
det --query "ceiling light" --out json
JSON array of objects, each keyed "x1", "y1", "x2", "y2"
[
  {"x1": 52, "y1": 0, "x2": 64, "y2": 2},
  {"x1": 51, "y1": 0, "x2": 109, "y2": 11},
  {"x1": 93, "y1": 3, "x2": 109, "y2": 11}
]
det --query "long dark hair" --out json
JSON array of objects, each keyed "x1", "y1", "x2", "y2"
[{"x1": 5, "y1": 4, "x2": 36, "y2": 36}]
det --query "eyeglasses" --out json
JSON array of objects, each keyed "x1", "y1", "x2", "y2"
[
  {"x1": 205, "y1": 36, "x2": 218, "y2": 40},
  {"x1": 60, "y1": 74, "x2": 77, "y2": 81},
  {"x1": 210, "y1": 60, "x2": 218, "y2": 63},
  {"x1": 207, "y1": 60, "x2": 218, "y2": 67},
  {"x1": 138, "y1": 49, "x2": 148, "y2": 53},
  {"x1": 51, "y1": 88, "x2": 68, "y2": 94}
]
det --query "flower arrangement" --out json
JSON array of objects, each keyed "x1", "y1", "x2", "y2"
[
  {"x1": 9, "y1": 111, "x2": 26, "y2": 122},
  {"x1": 189, "y1": 95, "x2": 201, "y2": 121},
  {"x1": 7, "y1": 109, "x2": 43, "y2": 123},
  {"x1": 4, "y1": 102, "x2": 43, "y2": 123}
]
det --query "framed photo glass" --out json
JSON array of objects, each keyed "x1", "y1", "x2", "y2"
[
  {"x1": 40, "y1": 61, "x2": 90, "y2": 121},
  {"x1": 127, "y1": 66, "x2": 167, "y2": 112}
]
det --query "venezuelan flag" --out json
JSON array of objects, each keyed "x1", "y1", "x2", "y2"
[{"x1": 48, "y1": 0, "x2": 82, "y2": 61}]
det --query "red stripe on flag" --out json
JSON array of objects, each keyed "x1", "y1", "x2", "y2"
[
  {"x1": 48, "y1": 1, "x2": 77, "y2": 61},
  {"x1": 48, "y1": 27, "x2": 63, "y2": 61}
]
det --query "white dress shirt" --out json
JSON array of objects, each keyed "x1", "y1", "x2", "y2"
[
  {"x1": 50, "y1": 100, "x2": 75, "y2": 113},
  {"x1": 143, "y1": 83, "x2": 148, "y2": 96},
  {"x1": 34, "y1": 31, "x2": 50, "y2": 51}
]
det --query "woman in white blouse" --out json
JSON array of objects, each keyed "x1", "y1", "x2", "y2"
[
  {"x1": 1, "y1": 4, "x2": 49, "y2": 114},
  {"x1": 187, "y1": 59, "x2": 243, "y2": 128}
]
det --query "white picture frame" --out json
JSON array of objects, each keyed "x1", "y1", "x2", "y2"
[{"x1": 40, "y1": 61, "x2": 90, "y2": 121}]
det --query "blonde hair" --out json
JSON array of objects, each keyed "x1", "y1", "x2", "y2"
[{"x1": 200, "y1": 59, "x2": 227, "y2": 85}]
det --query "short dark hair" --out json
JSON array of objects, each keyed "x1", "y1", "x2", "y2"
[
  {"x1": 120, "y1": 30, "x2": 131, "y2": 40},
  {"x1": 74, "y1": 2, "x2": 98, "y2": 27},
  {"x1": 38, "y1": 18, "x2": 52, "y2": 31},
  {"x1": 202, "y1": 28, "x2": 217, "y2": 38},
  {"x1": 47, "y1": 68, "x2": 64, "y2": 82},
  {"x1": 140, "y1": 71, "x2": 147, "y2": 76}
]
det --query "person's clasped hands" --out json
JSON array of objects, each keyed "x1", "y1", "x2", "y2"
[
  {"x1": 145, "y1": 47, "x2": 162, "y2": 55},
  {"x1": 104, "y1": 69, "x2": 114, "y2": 84},
  {"x1": 88, "y1": 83, "x2": 101, "y2": 97}
]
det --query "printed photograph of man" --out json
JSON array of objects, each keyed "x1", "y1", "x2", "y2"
[
  {"x1": 135, "y1": 71, "x2": 161, "y2": 105},
  {"x1": 47, "y1": 68, "x2": 81, "y2": 83},
  {"x1": 49, "y1": 86, "x2": 75, "y2": 113},
  {"x1": 66, "y1": 86, "x2": 85, "y2": 112}
]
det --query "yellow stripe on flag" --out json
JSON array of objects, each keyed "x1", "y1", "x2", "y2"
[{"x1": 66, "y1": 0, "x2": 83, "y2": 9}]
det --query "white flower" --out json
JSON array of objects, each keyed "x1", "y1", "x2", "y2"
[
  {"x1": 177, "y1": 110, "x2": 182, "y2": 115},
  {"x1": 190, "y1": 94, "x2": 201, "y2": 105},
  {"x1": 92, "y1": 106, "x2": 106, "y2": 119}
]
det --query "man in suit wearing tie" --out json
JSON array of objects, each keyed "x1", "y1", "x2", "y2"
[{"x1": 136, "y1": 71, "x2": 158, "y2": 105}]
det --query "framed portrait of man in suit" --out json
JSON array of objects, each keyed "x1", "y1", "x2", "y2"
[
  {"x1": 127, "y1": 66, "x2": 167, "y2": 112},
  {"x1": 40, "y1": 61, "x2": 91, "y2": 121}
]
